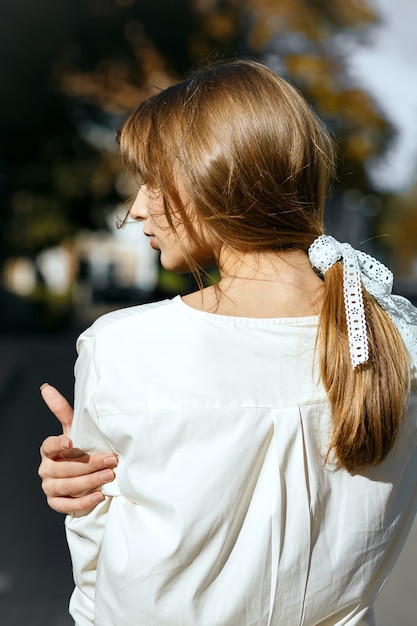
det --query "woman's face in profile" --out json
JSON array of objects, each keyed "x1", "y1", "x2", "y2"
[{"x1": 129, "y1": 184, "x2": 216, "y2": 273}]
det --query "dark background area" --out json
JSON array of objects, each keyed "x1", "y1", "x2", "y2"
[{"x1": 0, "y1": 328, "x2": 77, "y2": 625}]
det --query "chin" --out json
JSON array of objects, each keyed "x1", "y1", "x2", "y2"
[
  {"x1": 160, "y1": 245, "x2": 216, "y2": 275},
  {"x1": 160, "y1": 256, "x2": 192, "y2": 274}
]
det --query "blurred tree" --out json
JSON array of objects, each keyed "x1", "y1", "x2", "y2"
[
  {"x1": 192, "y1": 0, "x2": 392, "y2": 195},
  {"x1": 0, "y1": 0, "x2": 199, "y2": 263},
  {"x1": 0, "y1": 0, "x2": 392, "y2": 265},
  {"x1": 376, "y1": 182, "x2": 417, "y2": 276}
]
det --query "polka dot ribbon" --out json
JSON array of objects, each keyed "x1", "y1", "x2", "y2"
[{"x1": 308, "y1": 234, "x2": 417, "y2": 369}]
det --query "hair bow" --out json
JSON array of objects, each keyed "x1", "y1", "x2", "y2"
[{"x1": 308, "y1": 234, "x2": 417, "y2": 369}]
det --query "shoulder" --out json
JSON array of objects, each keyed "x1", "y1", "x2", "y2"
[{"x1": 76, "y1": 297, "x2": 180, "y2": 351}]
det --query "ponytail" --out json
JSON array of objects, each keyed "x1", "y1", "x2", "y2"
[{"x1": 319, "y1": 262, "x2": 410, "y2": 472}]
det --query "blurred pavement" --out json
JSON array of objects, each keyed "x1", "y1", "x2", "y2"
[
  {"x1": 0, "y1": 328, "x2": 77, "y2": 625},
  {"x1": 0, "y1": 326, "x2": 416, "y2": 625}
]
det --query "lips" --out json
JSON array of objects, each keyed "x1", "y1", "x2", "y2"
[
  {"x1": 148, "y1": 235, "x2": 159, "y2": 250},
  {"x1": 143, "y1": 230, "x2": 160, "y2": 251}
]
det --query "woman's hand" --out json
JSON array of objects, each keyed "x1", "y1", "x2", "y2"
[{"x1": 38, "y1": 384, "x2": 117, "y2": 515}]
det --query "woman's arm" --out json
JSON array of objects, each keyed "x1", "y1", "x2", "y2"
[
  {"x1": 39, "y1": 384, "x2": 117, "y2": 515},
  {"x1": 54, "y1": 334, "x2": 117, "y2": 624}
]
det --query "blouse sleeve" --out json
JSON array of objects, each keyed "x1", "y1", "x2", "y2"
[{"x1": 65, "y1": 332, "x2": 115, "y2": 626}]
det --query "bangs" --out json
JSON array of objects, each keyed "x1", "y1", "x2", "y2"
[
  {"x1": 118, "y1": 97, "x2": 165, "y2": 188},
  {"x1": 118, "y1": 82, "x2": 189, "y2": 193}
]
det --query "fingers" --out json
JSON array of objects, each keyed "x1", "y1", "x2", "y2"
[
  {"x1": 40, "y1": 383, "x2": 74, "y2": 437},
  {"x1": 41, "y1": 466, "x2": 115, "y2": 505},
  {"x1": 46, "y1": 491, "x2": 107, "y2": 516},
  {"x1": 39, "y1": 445, "x2": 118, "y2": 481},
  {"x1": 40, "y1": 462, "x2": 117, "y2": 515},
  {"x1": 39, "y1": 454, "x2": 117, "y2": 481},
  {"x1": 39, "y1": 431, "x2": 118, "y2": 515},
  {"x1": 40, "y1": 434, "x2": 73, "y2": 460},
  {"x1": 38, "y1": 387, "x2": 118, "y2": 515},
  {"x1": 42, "y1": 467, "x2": 115, "y2": 497},
  {"x1": 39, "y1": 442, "x2": 118, "y2": 514}
]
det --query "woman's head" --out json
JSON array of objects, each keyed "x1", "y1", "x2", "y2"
[{"x1": 119, "y1": 60, "x2": 335, "y2": 270}]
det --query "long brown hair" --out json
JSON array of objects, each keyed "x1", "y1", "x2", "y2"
[
  {"x1": 319, "y1": 264, "x2": 409, "y2": 471},
  {"x1": 119, "y1": 60, "x2": 409, "y2": 472}
]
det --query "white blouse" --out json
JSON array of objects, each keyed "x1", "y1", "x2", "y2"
[{"x1": 66, "y1": 296, "x2": 417, "y2": 626}]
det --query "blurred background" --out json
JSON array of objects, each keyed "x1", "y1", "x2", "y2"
[{"x1": 0, "y1": 0, "x2": 416, "y2": 623}]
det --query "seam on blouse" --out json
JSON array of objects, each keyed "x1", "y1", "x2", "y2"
[
  {"x1": 95, "y1": 399, "x2": 330, "y2": 418},
  {"x1": 81, "y1": 335, "x2": 101, "y2": 424}
]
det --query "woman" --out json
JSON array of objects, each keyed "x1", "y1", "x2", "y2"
[{"x1": 39, "y1": 60, "x2": 417, "y2": 625}]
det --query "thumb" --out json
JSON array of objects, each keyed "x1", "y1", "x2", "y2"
[{"x1": 40, "y1": 383, "x2": 74, "y2": 437}]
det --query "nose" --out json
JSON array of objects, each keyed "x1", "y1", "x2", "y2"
[{"x1": 129, "y1": 187, "x2": 148, "y2": 221}]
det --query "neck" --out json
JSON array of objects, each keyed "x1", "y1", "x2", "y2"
[
  {"x1": 183, "y1": 247, "x2": 324, "y2": 318},
  {"x1": 217, "y1": 246, "x2": 309, "y2": 282}
]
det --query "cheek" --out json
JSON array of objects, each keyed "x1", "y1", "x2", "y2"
[{"x1": 149, "y1": 210, "x2": 171, "y2": 232}]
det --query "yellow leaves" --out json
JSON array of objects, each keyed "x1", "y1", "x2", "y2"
[
  {"x1": 341, "y1": 89, "x2": 383, "y2": 128},
  {"x1": 286, "y1": 54, "x2": 338, "y2": 93},
  {"x1": 189, "y1": 0, "x2": 386, "y2": 171},
  {"x1": 329, "y1": 0, "x2": 377, "y2": 30},
  {"x1": 189, "y1": 0, "x2": 240, "y2": 59},
  {"x1": 244, "y1": 0, "x2": 377, "y2": 51},
  {"x1": 378, "y1": 185, "x2": 417, "y2": 276},
  {"x1": 284, "y1": 52, "x2": 389, "y2": 162},
  {"x1": 248, "y1": 0, "x2": 320, "y2": 49},
  {"x1": 342, "y1": 132, "x2": 377, "y2": 162},
  {"x1": 339, "y1": 89, "x2": 389, "y2": 160},
  {"x1": 53, "y1": 21, "x2": 175, "y2": 115},
  {"x1": 203, "y1": 12, "x2": 238, "y2": 40},
  {"x1": 59, "y1": 64, "x2": 142, "y2": 115}
]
